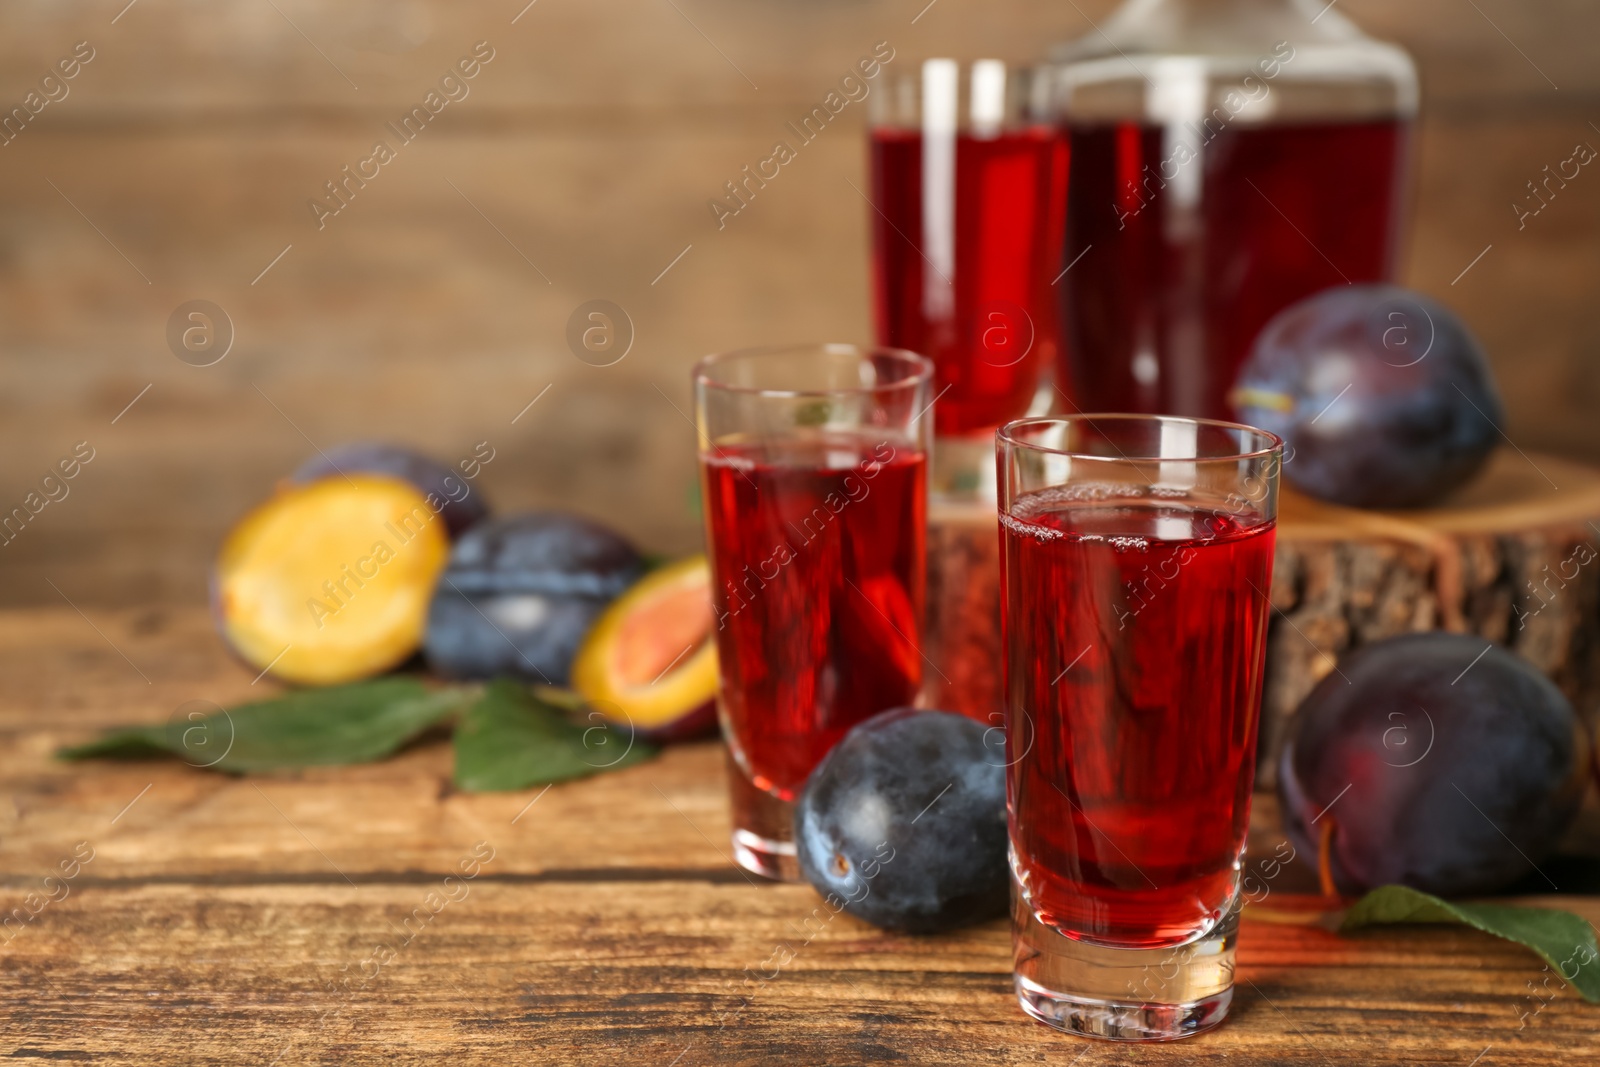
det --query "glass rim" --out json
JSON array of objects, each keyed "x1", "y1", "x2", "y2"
[
  {"x1": 871, "y1": 58, "x2": 1048, "y2": 131},
  {"x1": 870, "y1": 115, "x2": 1055, "y2": 132},
  {"x1": 997, "y1": 414, "x2": 1284, "y2": 463},
  {"x1": 693, "y1": 343, "x2": 934, "y2": 399},
  {"x1": 875, "y1": 57, "x2": 1047, "y2": 85}
]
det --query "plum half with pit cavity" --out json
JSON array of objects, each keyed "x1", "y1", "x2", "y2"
[
  {"x1": 213, "y1": 475, "x2": 451, "y2": 685},
  {"x1": 294, "y1": 442, "x2": 490, "y2": 538},
  {"x1": 570, "y1": 556, "x2": 718, "y2": 742}
]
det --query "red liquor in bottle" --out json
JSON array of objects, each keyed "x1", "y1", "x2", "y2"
[{"x1": 1059, "y1": 118, "x2": 1409, "y2": 418}]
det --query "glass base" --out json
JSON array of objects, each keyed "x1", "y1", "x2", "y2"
[
  {"x1": 725, "y1": 749, "x2": 801, "y2": 882},
  {"x1": 731, "y1": 828, "x2": 799, "y2": 882},
  {"x1": 1011, "y1": 888, "x2": 1239, "y2": 1041}
]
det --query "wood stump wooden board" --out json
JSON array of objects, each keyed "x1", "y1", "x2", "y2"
[{"x1": 925, "y1": 450, "x2": 1600, "y2": 784}]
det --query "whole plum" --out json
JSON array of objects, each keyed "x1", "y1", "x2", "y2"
[
  {"x1": 795, "y1": 709, "x2": 1007, "y2": 933},
  {"x1": 295, "y1": 442, "x2": 490, "y2": 538},
  {"x1": 1234, "y1": 285, "x2": 1502, "y2": 508},
  {"x1": 1278, "y1": 632, "x2": 1589, "y2": 896},
  {"x1": 424, "y1": 512, "x2": 644, "y2": 685}
]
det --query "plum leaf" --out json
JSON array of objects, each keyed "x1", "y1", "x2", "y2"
[
  {"x1": 1340, "y1": 885, "x2": 1600, "y2": 1003},
  {"x1": 452, "y1": 678, "x2": 655, "y2": 791},
  {"x1": 58, "y1": 679, "x2": 471, "y2": 772}
]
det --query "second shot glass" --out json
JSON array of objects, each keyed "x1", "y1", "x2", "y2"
[
  {"x1": 998, "y1": 415, "x2": 1281, "y2": 1040},
  {"x1": 695, "y1": 344, "x2": 934, "y2": 881},
  {"x1": 868, "y1": 58, "x2": 1064, "y2": 443}
]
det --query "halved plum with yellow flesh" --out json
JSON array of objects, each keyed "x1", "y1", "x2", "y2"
[
  {"x1": 214, "y1": 475, "x2": 450, "y2": 686},
  {"x1": 571, "y1": 556, "x2": 718, "y2": 741}
]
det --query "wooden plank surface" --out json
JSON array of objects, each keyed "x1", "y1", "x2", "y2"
[{"x1": 3, "y1": 606, "x2": 1599, "y2": 1064}]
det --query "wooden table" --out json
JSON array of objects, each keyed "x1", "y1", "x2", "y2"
[{"x1": 3, "y1": 607, "x2": 1596, "y2": 1064}]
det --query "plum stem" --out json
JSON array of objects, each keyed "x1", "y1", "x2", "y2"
[{"x1": 1316, "y1": 818, "x2": 1340, "y2": 900}]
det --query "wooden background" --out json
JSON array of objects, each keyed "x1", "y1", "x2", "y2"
[{"x1": 0, "y1": 0, "x2": 1597, "y2": 607}]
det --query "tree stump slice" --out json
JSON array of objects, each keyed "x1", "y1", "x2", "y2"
[{"x1": 924, "y1": 450, "x2": 1600, "y2": 786}]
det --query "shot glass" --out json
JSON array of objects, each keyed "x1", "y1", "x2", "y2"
[
  {"x1": 694, "y1": 344, "x2": 934, "y2": 881},
  {"x1": 997, "y1": 415, "x2": 1282, "y2": 1040},
  {"x1": 868, "y1": 58, "x2": 1065, "y2": 445}
]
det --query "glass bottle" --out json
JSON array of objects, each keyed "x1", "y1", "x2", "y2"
[{"x1": 1048, "y1": 0, "x2": 1417, "y2": 419}]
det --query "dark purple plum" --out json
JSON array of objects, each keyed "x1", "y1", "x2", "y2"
[
  {"x1": 424, "y1": 512, "x2": 644, "y2": 685},
  {"x1": 1278, "y1": 632, "x2": 1589, "y2": 896},
  {"x1": 1234, "y1": 285, "x2": 1502, "y2": 509},
  {"x1": 794, "y1": 709, "x2": 1007, "y2": 933},
  {"x1": 294, "y1": 442, "x2": 490, "y2": 538}
]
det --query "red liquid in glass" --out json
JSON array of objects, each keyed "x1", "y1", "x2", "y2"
[
  {"x1": 870, "y1": 127, "x2": 1067, "y2": 435},
  {"x1": 1001, "y1": 494, "x2": 1275, "y2": 947},
  {"x1": 1059, "y1": 119, "x2": 1408, "y2": 419},
  {"x1": 702, "y1": 433, "x2": 927, "y2": 800}
]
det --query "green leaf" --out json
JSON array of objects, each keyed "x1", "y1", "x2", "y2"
[
  {"x1": 452, "y1": 679, "x2": 656, "y2": 792},
  {"x1": 1340, "y1": 885, "x2": 1600, "y2": 1003},
  {"x1": 794, "y1": 399, "x2": 833, "y2": 427},
  {"x1": 58, "y1": 678, "x2": 471, "y2": 772}
]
